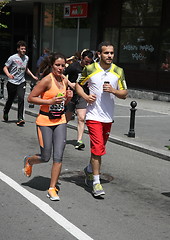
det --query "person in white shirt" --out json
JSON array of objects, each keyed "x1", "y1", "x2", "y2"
[{"x1": 76, "y1": 41, "x2": 128, "y2": 197}]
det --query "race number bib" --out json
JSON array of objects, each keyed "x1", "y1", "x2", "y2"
[{"x1": 49, "y1": 101, "x2": 65, "y2": 119}]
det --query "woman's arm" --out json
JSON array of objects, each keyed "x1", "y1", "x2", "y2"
[
  {"x1": 27, "y1": 76, "x2": 50, "y2": 105},
  {"x1": 63, "y1": 76, "x2": 73, "y2": 105},
  {"x1": 28, "y1": 75, "x2": 64, "y2": 106}
]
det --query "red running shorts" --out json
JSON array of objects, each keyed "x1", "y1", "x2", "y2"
[{"x1": 86, "y1": 120, "x2": 112, "y2": 156}]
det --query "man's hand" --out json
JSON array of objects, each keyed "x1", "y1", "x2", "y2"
[
  {"x1": 33, "y1": 76, "x2": 39, "y2": 81},
  {"x1": 8, "y1": 74, "x2": 14, "y2": 79},
  {"x1": 103, "y1": 82, "x2": 112, "y2": 93},
  {"x1": 86, "y1": 94, "x2": 96, "y2": 104}
]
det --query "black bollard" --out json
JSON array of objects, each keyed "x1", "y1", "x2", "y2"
[
  {"x1": 0, "y1": 77, "x2": 5, "y2": 99},
  {"x1": 29, "y1": 81, "x2": 35, "y2": 108},
  {"x1": 127, "y1": 101, "x2": 137, "y2": 138}
]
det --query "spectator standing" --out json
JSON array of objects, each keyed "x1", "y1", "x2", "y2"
[
  {"x1": 64, "y1": 50, "x2": 93, "y2": 150},
  {"x1": 23, "y1": 52, "x2": 73, "y2": 201},
  {"x1": 36, "y1": 48, "x2": 50, "y2": 80},
  {"x1": 76, "y1": 41, "x2": 128, "y2": 197},
  {"x1": 36, "y1": 47, "x2": 50, "y2": 68},
  {"x1": 3, "y1": 40, "x2": 38, "y2": 126}
]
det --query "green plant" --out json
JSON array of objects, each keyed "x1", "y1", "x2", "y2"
[{"x1": 0, "y1": 1, "x2": 10, "y2": 29}]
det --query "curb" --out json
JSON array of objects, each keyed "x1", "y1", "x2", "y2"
[
  {"x1": 1, "y1": 100, "x2": 170, "y2": 162},
  {"x1": 67, "y1": 122, "x2": 170, "y2": 162}
]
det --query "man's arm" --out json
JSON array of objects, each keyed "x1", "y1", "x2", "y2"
[
  {"x1": 26, "y1": 68, "x2": 38, "y2": 81},
  {"x1": 111, "y1": 89, "x2": 128, "y2": 99},
  {"x1": 112, "y1": 66, "x2": 128, "y2": 99},
  {"x1": 3, "y1": 66, "x2": 14, "y2": 79},
  {"x1": 75, "y1": 82, "x2": 96, "y2": 104}
]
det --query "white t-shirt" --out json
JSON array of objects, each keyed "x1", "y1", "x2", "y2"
[
  {"x1": 78, "y1": 62, "x2": 127, "y2": 123},
  {"x1": 5, "y1": 53, "x2": 29, "y2": 85}
]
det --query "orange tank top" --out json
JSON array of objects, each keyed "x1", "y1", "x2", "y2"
[{"x1": 36, "y1": 73, "x2": 66, "y2": 126}]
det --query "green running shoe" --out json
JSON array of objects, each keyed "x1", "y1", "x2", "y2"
[
  {"x1": 75, "y1": 140, "x2": 85, "y2": 150},
  {"x1": 92, "y1": 183, "x2": 105, "y2": 197}
]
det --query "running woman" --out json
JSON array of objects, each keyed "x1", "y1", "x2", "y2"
[{"x1": 23, "y1": 52, "x2": 73, "y2": 201}]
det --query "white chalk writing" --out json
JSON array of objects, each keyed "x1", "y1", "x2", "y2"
[
  {"x1": 123, "y1": 45, "x2": 138, "y2": 51},
  {"x1": 123, "y1": 44, "x2": 154, "y2": 61},
  {"x1": 139, "y1": 45, "x2": 154, "y2": 52},
  {"x1": 132, "y1": 53, "x2": 146, "y2": 61},
  {"x1": 123, "y1": 44, "x2": 154, "y2": 52}
]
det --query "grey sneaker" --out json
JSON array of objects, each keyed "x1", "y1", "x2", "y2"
[
  {"x1": 92, "y1": 183, "x2": 105, "y2": 197},
  {"x1": 84, "y1": 166, "x2": 93, "y2": 187},
  {"x1": 75, "y1": 140, "x2": 85, "y2": 150}
]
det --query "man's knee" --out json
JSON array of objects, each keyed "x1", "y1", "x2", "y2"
[{"x1": 78, "y1": 116, "x2": 85, "y2": 123}]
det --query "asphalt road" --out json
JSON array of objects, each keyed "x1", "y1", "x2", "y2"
[{"x1": 1, "y1": 106, "x2": 170, "y2": 240}]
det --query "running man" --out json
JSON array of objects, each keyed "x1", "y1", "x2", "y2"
[{"x1": 76, "y1": 41, "x2": 128, "y2": 197}]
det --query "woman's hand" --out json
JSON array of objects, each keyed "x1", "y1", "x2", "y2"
[{"x1": 49, "y1": 95, "x2": 66, "y2": 105}]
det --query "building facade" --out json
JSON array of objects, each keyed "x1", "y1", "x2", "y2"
[{"x1": 1, "y1": 0, "x2": 170, "y2": 93}]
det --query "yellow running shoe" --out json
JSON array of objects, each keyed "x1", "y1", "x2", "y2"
[{"x1": 47, "y1": 188, "x2": 60, "y2": 201}]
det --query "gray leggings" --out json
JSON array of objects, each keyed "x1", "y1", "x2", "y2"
[{"x1": 37, "y1": 123, "x2": 67, "y2": 163}]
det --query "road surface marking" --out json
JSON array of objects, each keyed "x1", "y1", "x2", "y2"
[{"x1": 0, "y1": 171, "x2": 93, "y2": 240}]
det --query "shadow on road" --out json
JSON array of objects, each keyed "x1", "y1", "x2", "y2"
[
  {"x1": 60, "y1": 170, "x2": 113, "y2": 199},
  {"x1": 161, "y1": 192, "x2": 170, "y2": 197},
  {"x1": 66, "y1": 139, "x2": 77, "y2": 147},
  {"x1": 21, "y1": 176, "x2": 51, "y2": 191}
]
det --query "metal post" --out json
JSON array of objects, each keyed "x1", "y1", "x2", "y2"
[
  {"x1": 0, "y1": 77, "x2": 4, "y2": 99},
  {"x1": 128, "y1": 101, "x2": 137, "y2": 138},
  {"x1": 0, "y1": 77, "x2": 5, "y2": 99},
  {"x1": 76, "y1": 18, "x2": 80, "y2": 51}
]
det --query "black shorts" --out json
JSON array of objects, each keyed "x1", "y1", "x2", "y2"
[{"x1": 66, "y1": 94, "x2": 87, "y2": 112}]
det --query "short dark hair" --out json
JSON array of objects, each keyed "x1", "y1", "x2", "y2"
[
  {"x1": 98, "y1": 41, "x2": 114, "y2": 53},
  {"x1": 17, "y1": 40, "x2": 27, "y2": 48},
  {"x1": 82, "y1": 50, "x2": 93, "y2": 59}
]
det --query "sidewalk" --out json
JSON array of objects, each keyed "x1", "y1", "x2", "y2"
[{"x1": 1, "y1": 82, "x2": 170, "y2": 161}]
